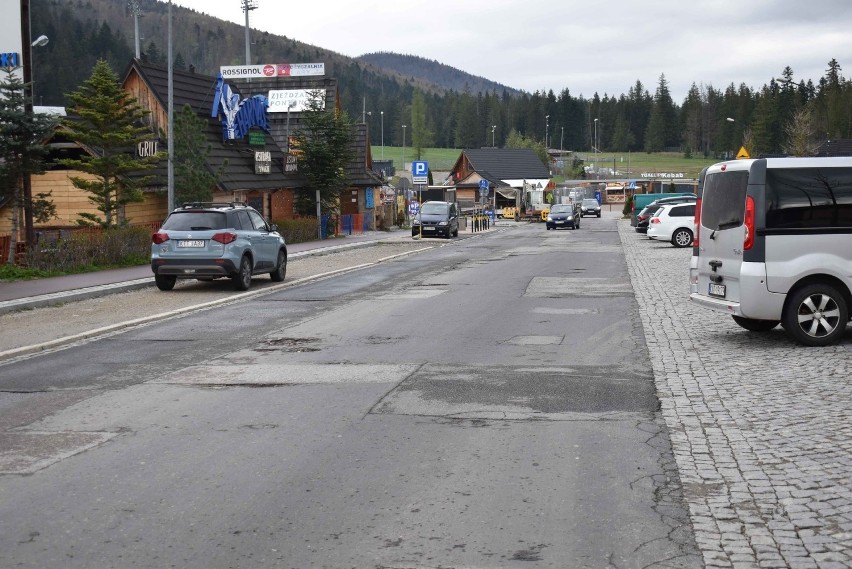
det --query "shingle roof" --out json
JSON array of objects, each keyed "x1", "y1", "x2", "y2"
[{"x1": 462, "y1": 148, "x2": 550, "y2": 180}]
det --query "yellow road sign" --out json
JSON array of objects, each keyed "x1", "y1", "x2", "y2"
[{"x1": 736, "y1": 146, "x2": 750, "y2": 159}]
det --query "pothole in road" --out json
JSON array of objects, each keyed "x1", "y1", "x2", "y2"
[{"x1": 254, "y1": 337, "x2": 321, "y2": 352}]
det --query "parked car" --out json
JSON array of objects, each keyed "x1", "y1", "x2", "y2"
[
  {"x1": 412, "y1": 201, "x2": 459, "y2": 238},
  {"x1": 546, "y1": 203, "x2": 580, "y2": 230},
  {"x1": 635, "y1": 195, "x2": 699, "y2": 233},
  {"x1": 580, "y1": 198, "x2": 601, "y2": 217},
  {"x1": 646, "y1": 202, "x2": 697, "y2": 247},
  {"x1": 151, "y1": 202, "x2": 287, "y2": 292},
  {"x1": 631, "y1": 192, "x2": 697, "y2": 226},
  {"x1": 690, "y1": 157, "x2": 852, "y2": 346}
]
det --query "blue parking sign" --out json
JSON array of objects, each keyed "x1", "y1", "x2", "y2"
[{"x1": 412, "y1": 160, "x2": 428, "y2": 183}]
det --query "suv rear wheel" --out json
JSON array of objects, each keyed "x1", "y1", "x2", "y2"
[
  {"x1": 782, "y1": 283, "x2": 849, "y2": 346},
  {"x1": 155, "y1": 274, "x2": 176, "y2": 291},
  {"x1": 233, "y1": 255, "x2": 252, "y2": 291}
]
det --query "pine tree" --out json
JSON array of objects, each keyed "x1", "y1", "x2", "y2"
[
  {"x1": 292, "y1": 91, "x2": 354, "y2": 221},
  {"x1": 0, "y1": 68, "x2": 57, "y2": 262},
  {"x1": 60, "y1": 59, "x2": 161, "y2": 227},
  {"x1": 174, "y1": 104, "x2": 223, "y2": 204}
]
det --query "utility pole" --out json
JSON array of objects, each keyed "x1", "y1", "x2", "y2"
[{"x1": 240, "y1": 0, "x2": 258, "y2": 65}]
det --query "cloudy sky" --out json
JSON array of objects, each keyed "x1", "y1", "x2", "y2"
[{"x1": 169, "y1": 0, "x2": 850, "y2": 102}]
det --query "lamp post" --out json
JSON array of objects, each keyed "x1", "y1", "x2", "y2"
[
  {"x1": 560, "y1": 126, "x2": 564, "y2": 153},
  {"x1": 545, "y1": 115, "x2": 550, "y2": 149},
  {"x1": 594, "y1": 118, "x2": 598, "y2": 180},
  {"x1": 286, "y1": 101, "x2": 297, "y2": 153},
  {"x1": 401, "y1": 124, "x2": 406, "y2": 171},
  {"x1": 492, "y1": 125, "x2": 496, "y2": 147},
  {"x1": 380, "y1": 111, "x2": 384, "y2": 160}
]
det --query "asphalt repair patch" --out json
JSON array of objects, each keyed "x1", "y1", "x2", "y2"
[{"x1": 371, "y1": 363, "x2": 657, "y2": 421}]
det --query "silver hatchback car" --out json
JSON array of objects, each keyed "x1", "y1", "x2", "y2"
[{"x1": 151, "y1": 202, "x2": 287, "y2": 291}]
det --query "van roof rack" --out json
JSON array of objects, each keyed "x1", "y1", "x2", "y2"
[{"x1": 179, "y1": 202, "x2": 248, "y2": 209}]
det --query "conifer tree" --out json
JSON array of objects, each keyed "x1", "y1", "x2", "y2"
[
  {"x1": 174, "y1": 104, "x2": 223, "y2": 205},
  {"x1": 60, "y1": 59, "x2": 161, "y2": 227},
  {"x1": 292, "y1": 91, "x2": 354, "y2": 220},
  {"x1": 0, "y1": 68, "x2": 57, "y2": 262}
]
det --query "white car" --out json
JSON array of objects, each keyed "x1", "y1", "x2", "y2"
[{"x1": 646, "y1": 202, "x2": 697, "y2": 247}]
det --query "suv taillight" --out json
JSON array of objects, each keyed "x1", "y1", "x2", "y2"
[
  {"x1": 744, "y1": 196, "x2": 755, "y2": 250},
  {"x1": 212, "y1": 232, "x2": 238, "y2": 245},
  {"x1": 693, "y1": 198, "x2": 702, "y2": 247},
  {"x1": 152, "y1": 231, "x2": 169, "y2": 244}
]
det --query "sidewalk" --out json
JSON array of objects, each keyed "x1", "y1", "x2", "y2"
[
  {"x1": 0, "y1": 221, "x2": 503, "y2": 314},
  {"x1": 0, "y1": 229, "x2": 415, "y2": 313}
]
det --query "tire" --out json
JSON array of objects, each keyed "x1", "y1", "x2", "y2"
[
  {"x1": 732, "y1": 315, "x2": 779, "y2": 332},
  {"x1": 596, "y1": 213, "x2": 601, "y2": 218},
  {"x1": 233, "y1": 255, "x2": 252, "y2": 291},
  {"x1": 671, "y1": 228, "x2": 694, "y2": 248},
  {"x1": 782, "y1": 283, "x2": 849, "y2": 346},
  {"x1": 154, "y1": 274, "x2": 176, "y2": 291},
  {"x1": 270, "y1": 250, "x2": 286, "y2": 282}
]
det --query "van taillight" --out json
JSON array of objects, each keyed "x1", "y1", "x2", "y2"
[
  {"x1": 744, "y1": 196, "x2": 755, "y2": 250},
  {"x1": 152, "y1": 231, "x2": 169, "y2": 244},
  {"x1": 693, "y1": 198, "x2": 702, "y2": 247},
  {"x1": 212, "y1": 232, "x2": 238, "y2": 244}
]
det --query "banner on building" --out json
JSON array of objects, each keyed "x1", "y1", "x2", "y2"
[{"x1": 219, "y1": 63, "x2": 325, "y2": 80}]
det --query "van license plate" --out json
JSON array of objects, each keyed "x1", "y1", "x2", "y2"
[{"x1": 708, "y1": 283, "x2": 726, "y2": 298}]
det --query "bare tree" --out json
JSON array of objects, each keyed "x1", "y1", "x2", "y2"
[{"x1": 784, "y1": 108, "x2": 819, "y2": 157}]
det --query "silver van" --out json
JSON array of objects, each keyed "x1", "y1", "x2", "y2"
[{"x1": 690, "y1": 157, "x2": 852, "y2": 346}]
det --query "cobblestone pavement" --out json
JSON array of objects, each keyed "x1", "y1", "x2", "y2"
[{"x1": 618, "y1": 220, "x2": 852, "y2": 569}]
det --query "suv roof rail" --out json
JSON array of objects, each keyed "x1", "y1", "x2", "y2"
[{"x1": 179, "y1": 202, "x2": 248, "y2": 210}]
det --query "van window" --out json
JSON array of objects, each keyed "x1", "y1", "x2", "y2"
[
  {"x1": 765, "y1": 167, "x2": 852, "y2": 229},
  {"x1": 701, "y1": 171, "x2": 749, "y2": 230}
]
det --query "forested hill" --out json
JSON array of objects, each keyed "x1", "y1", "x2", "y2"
[
  {"x1": 29, "y1": 0, "x2": 505, "y2": 114},
  {"x1": 358, "y1": 53, "x2": 522, "y2": 98}
]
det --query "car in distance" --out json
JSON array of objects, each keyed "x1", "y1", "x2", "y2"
[
  {"x1": 412, "y1": 201, "x2": 459, "y2": 238},
  {"x1": 546, "y1": 203, "x2": 581, "y2": 230},
  {"x1": 646, "y1": 202, "x2": 697, "y2": 247},
  {"x1": 151, "y1": 202, "x2": 287, "y2": 292},
  {"x1": 580, "y1": 198, "x2": 601, "y2": 217}
]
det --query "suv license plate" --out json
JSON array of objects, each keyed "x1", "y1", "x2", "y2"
[
  {"x1": 178, "y1": 240, "x2": 205, "y2": 248},
  {"x1": 708, "y1": 283, "x2": 726, "y2": 298}
]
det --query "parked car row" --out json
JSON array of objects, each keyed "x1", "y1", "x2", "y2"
[{"x1": 635, "y1": 196, "x2": 697, "y2": 248}]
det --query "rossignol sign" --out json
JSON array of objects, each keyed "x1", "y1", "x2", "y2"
[{"x1": 219, "y1": 63, "x2": 325, "y2": 80}]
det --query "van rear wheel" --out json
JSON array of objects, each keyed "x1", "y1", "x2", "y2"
[
  {"x1": 782, "y1": 283, "x2": 848, "y2": 346},
  {"x1": 732, "y1": 315, "x2": 779, "y2": 332}
]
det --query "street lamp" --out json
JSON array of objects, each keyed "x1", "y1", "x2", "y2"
[
  {"x1": 286, "y1": 101, "x2": 297, "y2": 153},
  {"x1": 545, "y1": 115, "x2": 550, "y2": 149},
  {"x1": 401, "y1": 124, "x2": 406, "y2": 171},
  {"x1": 492, "y1": 125, "x2": 496, "y2": 147},
  {"x1": 594, "y1": 118, "x2": 599, "y2": 180},
  {"x1": 380, "y1": 111, "x2": 384, "y2": 160},
  {"x1": 560, "y1": 126, "x2": 564, "y2": 153}
]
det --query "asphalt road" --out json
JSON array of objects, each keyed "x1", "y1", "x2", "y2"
[{"x1": 0, "y1": 218, "x2": 700, "y2": 568}]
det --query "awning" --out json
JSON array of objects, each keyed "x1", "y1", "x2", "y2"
[{"x1": 495, "y1": 188, "x2": 518, "y2": 199}]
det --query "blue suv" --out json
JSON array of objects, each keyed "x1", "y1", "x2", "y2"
[{"x1": 151, "y1": 202, "x2": 287, "y2": 291}]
